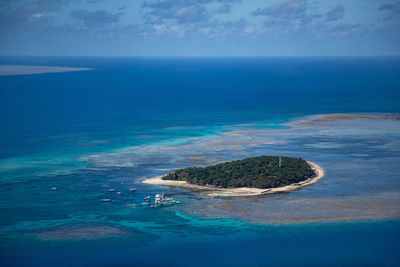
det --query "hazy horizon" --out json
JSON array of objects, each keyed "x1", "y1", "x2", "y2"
[{"x1": 1, "y1": 0, "x2": 399, "y2": 57}]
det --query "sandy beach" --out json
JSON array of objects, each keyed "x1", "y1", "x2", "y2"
[{"x1": 142, "y1": 161, "x2": 324, "y2": 197}]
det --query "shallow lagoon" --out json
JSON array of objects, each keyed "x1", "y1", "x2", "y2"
[{"x1": 1, "y1": 115, "x2": 400, "y2": 266}]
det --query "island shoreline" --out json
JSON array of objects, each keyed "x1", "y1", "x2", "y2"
[{"x1": 141, "y1": 161, "x2": 324, "y2": 197}]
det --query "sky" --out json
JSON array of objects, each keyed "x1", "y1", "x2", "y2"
[{"x1": 0, "y1": 0, "x2": 399, "y2": 56}]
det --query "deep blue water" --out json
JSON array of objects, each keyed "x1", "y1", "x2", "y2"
[
  {"x1": 1, "y1": 220, "x2": 399, "y2": 266},
  {"x1": 1, "y1": 57, "x2": 399, "y2": 159},
  {"x1": 0, "y1": 57, "x2": 399, "y2": 266}
]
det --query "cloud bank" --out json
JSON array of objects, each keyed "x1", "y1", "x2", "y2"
[{"x1": 0, "y1": 0, "x2": 399, "y2": 56}]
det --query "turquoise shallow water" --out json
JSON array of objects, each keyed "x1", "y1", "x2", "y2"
[{"x1": 0, "y1": 57, "x2": 400, "y2": 266}]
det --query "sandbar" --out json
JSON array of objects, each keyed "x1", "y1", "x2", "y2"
[
  {"x1": 142, "y1": 161, "x2": 324, "y2": 197},
  {"x1": 0, "y1": 65, "x2": 91, "y2": 76}
]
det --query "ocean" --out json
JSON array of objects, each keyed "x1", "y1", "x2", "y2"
[{"x1": 0, "y1": 57, "x2": 399, "y2": 266}]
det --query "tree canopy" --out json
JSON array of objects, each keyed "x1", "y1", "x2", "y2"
[{"x1": 162, "y1": 156, "x2": 315, "y2": 189}]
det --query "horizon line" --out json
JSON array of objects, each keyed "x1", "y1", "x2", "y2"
[{"x1": 1, "y1": 54, "x2": 400, "y2": 59}]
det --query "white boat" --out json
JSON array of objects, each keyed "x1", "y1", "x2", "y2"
[{"x1": 154, "y1": 193, "x2": 181, "y2": 206}]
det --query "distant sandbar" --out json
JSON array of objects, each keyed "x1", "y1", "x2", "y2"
[{"x1": 0, "y1": 65, "x2": 91, "y2": 76}]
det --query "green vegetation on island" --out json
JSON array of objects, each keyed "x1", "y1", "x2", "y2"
[{"x1": 162, "y1": 156, "x2": 315, "y2": 189}]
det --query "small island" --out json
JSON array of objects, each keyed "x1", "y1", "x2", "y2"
[{"x1": 142, "y1": 156, "x2": 324, "y2": 197}]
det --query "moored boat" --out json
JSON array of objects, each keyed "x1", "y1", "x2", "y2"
[{"x1": 154, "y1": 193, "x2": 181, "y2": 207}]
